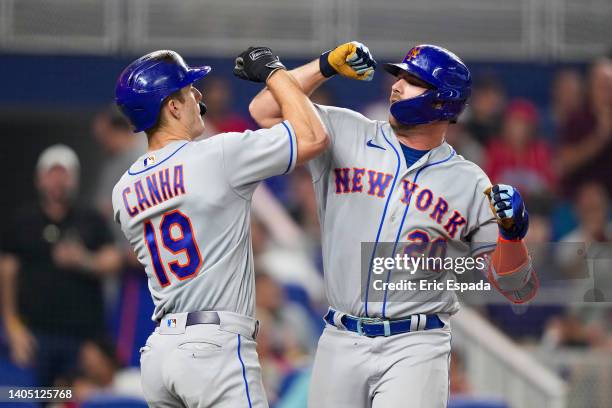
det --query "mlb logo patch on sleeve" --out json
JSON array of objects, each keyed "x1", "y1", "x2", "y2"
[
  {"x1": 167, "y1": 318, "x2": 177, "y2": 328},
  {"x1": 144, "y1": 154, "x2": 156, "y2": 166}
]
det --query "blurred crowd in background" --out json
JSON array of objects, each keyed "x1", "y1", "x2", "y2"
[{"x1": 0, "y1": 52, "x2": 611, "y2": 407}]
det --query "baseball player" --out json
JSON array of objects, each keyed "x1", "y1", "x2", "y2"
[
  {"x1": 248, "y1": 43, "x2": 538, "y2": 407},
  {"x1": 112, "y1": 48, "x2": 328, "y2": 407}
]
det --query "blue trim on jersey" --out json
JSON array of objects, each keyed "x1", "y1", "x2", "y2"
[
  {"x1": 282, "y1": 121, "x2": 294, "y2": 174},
  {"x1": 127, "y1": 142, "x2": 189, "y2": 176},
  {"x1": 381, "y1": 148, "x2": 456, "y2": 318},
  {"x1": 237, "y1": 334, "x2": 253, "y2": 408},
  {"x1": 364, "y1": 127, "x2": 402, "y2": 317}
]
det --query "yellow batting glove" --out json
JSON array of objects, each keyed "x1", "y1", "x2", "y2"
[{"x1": 319, "y1": 41, "x2": 377, "y2": 81}]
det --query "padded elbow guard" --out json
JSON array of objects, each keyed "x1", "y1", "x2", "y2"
[{"x1": 488, "y1": 257, "x2": 539, "y2": 304}]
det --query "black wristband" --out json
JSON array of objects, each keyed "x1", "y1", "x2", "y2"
[{"x1": 319, "y1": 51, "x2": 337, "y2": 78}]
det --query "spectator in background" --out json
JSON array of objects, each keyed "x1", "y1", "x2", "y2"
[
  {"x1": 69, "y1": 338, "x2": 143, "y2": 403},
  {"x1": 288, "y1": 167, "x2": 321, "y2": 244},
  {"x1": 0, "y1": 145, "x2": 121, "y2": 386},
  {"x1": 485, "y1": 196, "x2": 565, "y2": 341},
  {"x1": 463, "y1": 74, "x2": 506, "y2": 145},
  {"x1": 255, "y1": 272, "x2": 318, "y2": 356},
  {"x1": 561, "y1": 182, "x2": 612, "y2": 245},
  {"x1": 522, "y1": 196, "x2": 558, "y2": 285},
  {"x1": 255, "y1": 272, "x2": 316, "y2": 404},
  {"x1": 92, "y1": 106, "x2": 150, "y2": 367},
  {"x1": 198, "y1": 76, "x2": 252, "y2": 137},
  {"x1": 559, "y1": 58, "x2": 612, "y2": 197},
  {"x1": 251, "y1": 215, "x2": 325, "y2": 306},
  {"x1": 484, "y1": 99, "x2": 556, "y2": 197},
  {"x1": 542, "y1": 69, "x2": 583, "y2": 142},
  {"x1": 286, "y1": 168, "x2": 324, "y2": 272},
  {"x1": 444, "y1": 121, "x2": 483, "y2": 166},
  {"x1": 559, "y1": 182, "x2": 612, "y2": 302},
  {"x1": 93, "y1": 105, "x2": 146, "y2": 225},
  {"x1": 548, "y1": 182, "x2": 612, "y2": 350}
]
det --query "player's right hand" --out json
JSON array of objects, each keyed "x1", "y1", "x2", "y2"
[
  {"x1": 484, "y1": 184, "x2": 529, "y2": 241},
  {"x1": 319, "y1": 41, "x2": 377, "y2": 81},
  {"x1": 233, "y1": 46, "x2": 286, "y2": 83}
]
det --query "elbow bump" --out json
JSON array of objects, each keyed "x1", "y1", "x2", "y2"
[
  {"x1": 248, "y1": 100, "x2": 261, "y2": 122},
  {"x1": 310, "y1": 131, "x2": 329, "y2": 153},
  {"x1": 249, "y1": 101, "x2": 274, "y2": 127},
  {"x1": 317, "y1": 128, "x2": 330, "y2": 146}
]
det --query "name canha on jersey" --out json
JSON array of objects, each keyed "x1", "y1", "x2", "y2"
[{"x1": 112, "y1": 121, "x2": 297, "y2": 321}]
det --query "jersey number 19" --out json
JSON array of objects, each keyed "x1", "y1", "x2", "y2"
[{"x1": 144, "y1": 209, "x2": 203, "y2": 287}]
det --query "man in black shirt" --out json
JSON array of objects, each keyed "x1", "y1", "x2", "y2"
[{"x1": 0, "y1": 144, "x2": 121, "y2": 386}]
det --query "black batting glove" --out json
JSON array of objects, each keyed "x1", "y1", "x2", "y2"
[{"x1": 233, "y1": 46, "x2": 286, "y2": 83}]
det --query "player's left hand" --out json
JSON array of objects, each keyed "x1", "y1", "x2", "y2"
[
  {"x1": 320, "y1": 41, "x2": 377, "y2": 81},
  {"x1": 233, "y1": 46, "x2": 286, "y2": 83},
  {"x1": 484, "y1": 184, "x2": 529, "y2": 241}
]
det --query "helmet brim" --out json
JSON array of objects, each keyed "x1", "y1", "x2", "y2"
[
  {"x1": 383, "y1": 62, "x2": 437, "y2": 90},
  {"x1": 382, "y1": 62, "x2": 408, "y2": 77},
  {"x1": 184, "y1": 66, "x2": 212, "y2": 85}
]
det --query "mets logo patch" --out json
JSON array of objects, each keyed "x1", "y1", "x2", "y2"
[{"x1": 404, "y1": 47, "x2": 422, "y2": 61}]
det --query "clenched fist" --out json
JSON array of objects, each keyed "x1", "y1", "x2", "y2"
[
  {"x1": 484, "y1": 184, "x2": 529, "y2": 241},
  {"x1": 233, "y1": 46, "x2": 286, "y2": 83},
  {"x1": 319, "y1": 41, "x2": 377, "y2": 81}
]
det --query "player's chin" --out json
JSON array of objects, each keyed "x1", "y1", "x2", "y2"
[{"x1": 191, "y1": 118, "x2": 205, "y2": 138}]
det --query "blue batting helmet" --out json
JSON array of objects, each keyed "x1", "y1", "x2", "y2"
[
  {"x1": 115, "y1": 50, "x2": 211, "y2": 132},
  {"x1": 383, "y1": 45, "x2": 471, "y2": 126}
]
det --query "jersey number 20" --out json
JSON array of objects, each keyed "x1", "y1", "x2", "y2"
[{"x1": 144, "y1": 210, "x2": 203, "y2": 287}]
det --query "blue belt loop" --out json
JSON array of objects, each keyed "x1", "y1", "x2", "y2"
[
  {"x1": 357, "y1": 319, "x2": 364, "y2": 336},
  {"x1": 383, "y1": 320, "x2": 391, "y2": 337}
]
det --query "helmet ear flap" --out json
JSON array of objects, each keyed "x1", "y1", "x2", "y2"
[{"x1": 390, "y1": 88, "x2": 469, "y2": 126}]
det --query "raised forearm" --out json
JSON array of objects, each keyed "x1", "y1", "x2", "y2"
[
  {"x1": 250, "y1": 60, "x2": 327, "y2": 128},
  {"x1": 558, "y1": 135, "x2": 609, "y2": 177},
  {"x1": 249, "y1": 42, "x2": 376, "y2": 128},
  {"x1": 266, "y1": 69, "x2": 328, "y2": 164}
]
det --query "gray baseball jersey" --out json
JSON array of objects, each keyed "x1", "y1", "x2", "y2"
[
  {"x1": 308, "y1": 105, "x2": 497, "y2": 319},
  {"x1": 112, "y1": 121, "x2": 297, "y2": 321}
]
